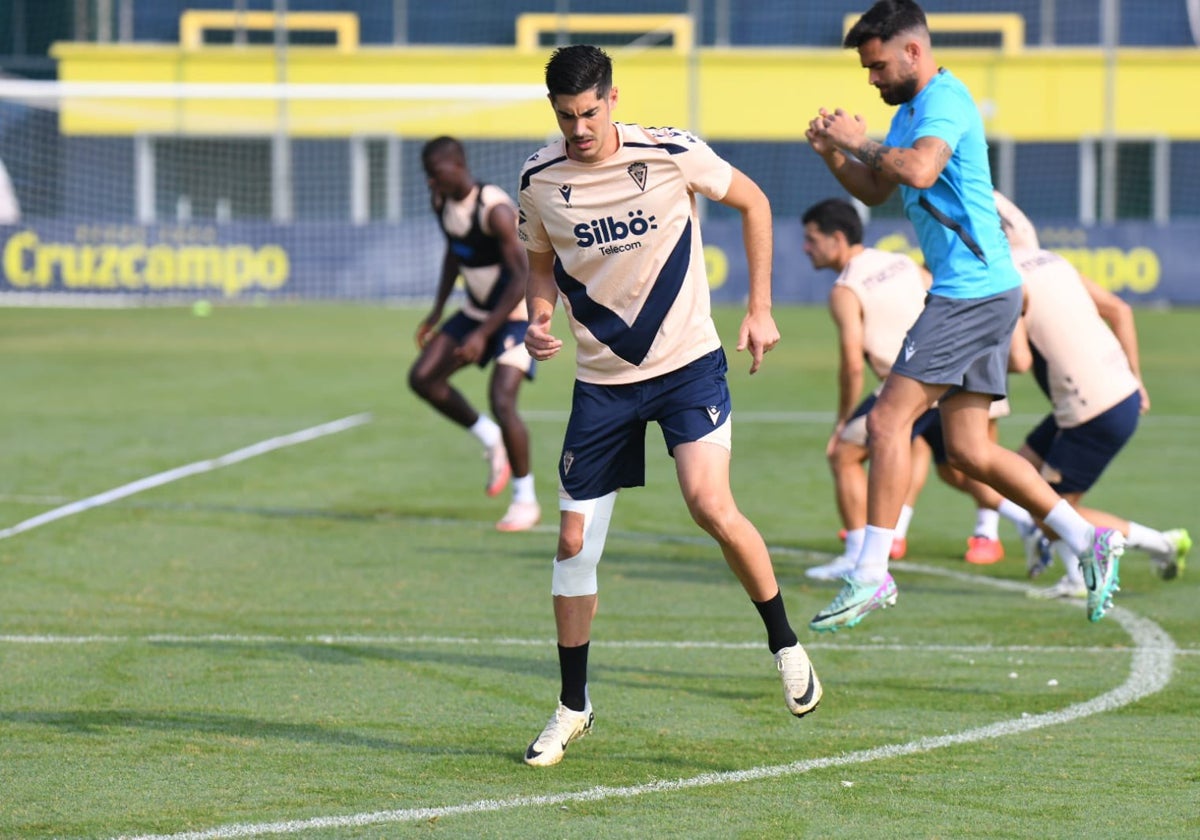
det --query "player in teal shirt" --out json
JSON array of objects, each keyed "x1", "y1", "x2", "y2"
[
  {"x1": 804, "y1": 0, "x2": 1124, "y2": 632},
  {"x1": 884, "y1": 67, "x2": 1021, "y2": 299}
]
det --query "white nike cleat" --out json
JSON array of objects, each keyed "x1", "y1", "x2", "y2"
[
  {"x1": 484, "y1": 444, "x2": 511, "y2": 497},
  {"x1": 496, "y1": 500, "x2": 541, "y2": 532},
  {"x1": 775, "y1": 643, "x2": 822, "y2": 717},
  {"x1": 523, "y1": 701, "x2": 593, "y2": 767},
  {"x1": 1027, "y1": 575, "x2": 1088, "y2": 600},
  {"x1": 805, "y1": 554, "x2": 857, "y2": 582}
]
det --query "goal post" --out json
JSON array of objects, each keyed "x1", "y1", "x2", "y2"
[{"x1": 0, "y1": 79, "x2": 548, "y2": 304}]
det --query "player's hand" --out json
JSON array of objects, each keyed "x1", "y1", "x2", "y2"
[
  {"x1": 821, "y1": 108, "x2": 868, "y2": 149},
  {"x1": 737, "y1": 310, "x2": 780, "y2": 375},
  {"x1": 454, "y1": 330, "x2": 487, "y2": 364},
  {"x1": 805, "y1": 108, "x2": 838, "y2": 156},
  {"x1": 415, "y1": 318, "x2": 438, "y2": 349},
  {"x1": 525, "y1": 311, "x2": 562, "y2": 361},
  {"x1": 825, "y1": 424, "x2": 845, "y2": 459},
  {"x1": 1138, "y1": 381, "x2": 1151, "y2": 414}
]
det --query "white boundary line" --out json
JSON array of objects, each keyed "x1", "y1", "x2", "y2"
[
  {"x1": 0, "y1": 413, "x2": 372, "y2": 541},
  {"x1": 0, "y1": 632, "x2": 1191, "y2": 657},
  {"x1": 108, "y1": 562, "x2": 1177, "y2": 840}
]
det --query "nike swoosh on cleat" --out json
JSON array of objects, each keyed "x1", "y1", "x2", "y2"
[
  {"x1": 525, "y1": 746, "x2": 542, "y2": 760},
  {"x1": 793, "y1": 665, "x2": 817, "y2": 708}
]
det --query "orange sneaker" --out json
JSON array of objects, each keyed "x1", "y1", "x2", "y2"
[
  {"x1": 484, "y1": 444, "x2": 511, "y2": 497},
  {"x1": 496, "y1": 500, "x2": 541, "y2": 532},
  {"x1": 890, "y1": 536, "x2": 907, "y2": 560},
  {"x1": 965, "y1": 536, "x2": 1005, "y2": 564}
]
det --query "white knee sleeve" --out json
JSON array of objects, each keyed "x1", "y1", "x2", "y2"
[{"x1": 551, "y1": 492, "x2": 617, "y2": 597}]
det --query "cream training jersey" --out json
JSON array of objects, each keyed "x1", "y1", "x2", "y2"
[
  {"x1": 835, "y1": 248, "x2": 927, "y2": 381},
  {"x1": 435, "y1": 183, "x2": 527, "y2": 323},
  {"x1": 1014, "y1": 248, "x2": 1139, "y2": 427},
  {"x1": 517, "y1": 122, "x2": 730, "y2": 384}
]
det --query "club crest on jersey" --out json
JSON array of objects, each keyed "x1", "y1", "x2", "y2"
[
  {"x1": 627, "y1": 162, "x2": 648, "y2": 192},
  {"x1": 562, "y1": 450, "x2": 575, "y2": 475},
  {"x1": 558, "y1": 184, "x2": 573, "y2": 206}
]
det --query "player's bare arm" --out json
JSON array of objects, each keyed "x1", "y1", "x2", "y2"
[
  {"x1": 720, "y1": 167, "x2": 779, "y2": 374},
  {"x1": 851, "y1": 135, "x2": 949, "y2": 190},
  {"x1": 808, "y1": 108, "x2": 896, "y2": 206},
  {"x1": 416, "y1": 250, "x2": 461, "y2": 348},
  {"x1": 829, "y1": 285, "x2": 866, "y2": 425},
  {"x1": 1081, "y1": 272, "x2": 1149, "y2": 411},
  {"x1": 524, "y1": 248, "x2": 563, "y2": 361}
]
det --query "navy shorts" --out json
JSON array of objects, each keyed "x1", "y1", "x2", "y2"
[
  {"x1": 440, "y1": 310, "x2": 534, "y2": 378},
  {"x1": 890, "y1": 285, "x2": 1022, "y2": 400},
  {"x1": 847, "y1": 394, "x2": 947, "y2": 464},
  {"x1": 1024, "y1": 390, "x2": 1140, "y2": 494},
  {"x1": 558, "y1": 349, "x2": 732, "y2": 501}
]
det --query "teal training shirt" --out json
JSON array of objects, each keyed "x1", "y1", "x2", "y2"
[{"x1": 884, "y1": 69, "x2": 1021, "y2": 299}]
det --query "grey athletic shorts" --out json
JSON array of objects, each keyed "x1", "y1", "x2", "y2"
[{"x1": 890, "y1": 285, "x2": 1022, "y2": 399}]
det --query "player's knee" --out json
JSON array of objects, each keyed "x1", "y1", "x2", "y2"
[
  {"x1": 684, "y1": 490, "x2": 739, "y2": 541},
  {"x1": 865, "y1": 409, "x2": 904, "y2": 447},
  {"x1": 551, "y1": 493, "x2": 616, "y2": 597},
  {"x1": 943, "y1": 439, "x2": 986, "y2": 475},
  {"x1": 489, "y1": 390, "x2": 518, "y2": 423},
  {"x1": 408, "y1": 365, "x2": 436, "y2": 400}
]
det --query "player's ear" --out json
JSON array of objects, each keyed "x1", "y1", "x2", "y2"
[{"x1": 609, "y1": 85, "x2": 619, "y2": 111}]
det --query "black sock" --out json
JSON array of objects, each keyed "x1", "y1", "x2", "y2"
[
  {"x1": 753, "y1": 590, "x2": 798, "y2": 654},
  {"x1": 558, "y1": 641, "x2": 590, "y2": 712}
]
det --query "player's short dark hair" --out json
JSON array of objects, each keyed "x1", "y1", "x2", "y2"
[
  {"x1": 421, "y1": 136, "x2": 464, "y2": 168},
  {"x1": 802, "y1": 198, "x2": 864, "y2": 246},
  {"x1": 844, "y1": 0, "x2": 928, "y2": 48},
  {"x1": 545, "y1": 44, "x2": 613, "y2": 98}
]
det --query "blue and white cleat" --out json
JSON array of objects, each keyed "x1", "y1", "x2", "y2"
[
  {"x1": 809, "y1": 574, "x2": 898, "y2": 633},
  {"x1": 1080, "y1": 527, "x2": 1124, "y2": 622}
]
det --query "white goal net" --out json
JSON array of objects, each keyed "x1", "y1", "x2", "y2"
[{"x1": 0, "y1": 80, "x2": 547, "y2": 303}]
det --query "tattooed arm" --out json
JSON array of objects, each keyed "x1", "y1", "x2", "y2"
[
  {"x1": 853, "y1": 135, "x2": 951, "y2": 191},
  {"x1": 807, "y1": 108, "x2": 951, "y2": 204}
]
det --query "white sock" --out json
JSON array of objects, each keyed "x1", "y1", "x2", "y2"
[
  {"x1": 512, "y1": 474, "x2": 536, "y2": 504},
  {"x1": 1053, "y1": 539, "x2": 1085, "y2": 585},
  {"x1": 974, "y1": 508, "x2": 1000, "y2": 540},
  {"x1": 1043, "y1": 499, "x2": 1094, "y2": 557},
  {"x1": 894, "y1": 505, "x2": 914, "y2": 539},
  {"x1": 469, "y1": 415, "x2": 502, "y2": 449},
  {"x1": 998, "y1": 498, "x2": 1035, "y2": 529},
  {"x1": 844, "y1": 527, "x2": 866, "y2": 561},
  {"x1": 854, "y1": 525, "x2": 893, "y2": 584},
  {"x1": 1126, "y1": 521, "x2": 1171, "y2": 554}
]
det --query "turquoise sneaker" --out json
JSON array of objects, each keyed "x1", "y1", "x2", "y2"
[
  {"x1": 1080, "y1": 527, "x2": 1124, "y2": 622},
  {"x1": 809, "y1": 574, "x2": 898, "y2": 633},
  {"x1": 1152, "y1": 528, "x2": 1191, "y2": 580}
]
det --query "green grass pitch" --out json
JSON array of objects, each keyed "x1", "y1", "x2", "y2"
[{"x1": 0, "y1": 302, "x2": 1197, "y2": 839}]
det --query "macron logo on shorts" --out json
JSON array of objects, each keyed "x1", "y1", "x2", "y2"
[
  {"x1": 706, "y1": 405, "x2": 721, "y2": 425},
  {"x1": 904, "y1": 341, "x2": 917, "y2": 362}
]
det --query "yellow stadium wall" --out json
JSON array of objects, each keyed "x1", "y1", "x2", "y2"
[{"x1": 50, "y1": 42, "x2": 1200, "y2": 141}]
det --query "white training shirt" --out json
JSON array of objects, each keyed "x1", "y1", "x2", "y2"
[{"x1": 518, "y1": 122, "x2": 730, "y2": 384}]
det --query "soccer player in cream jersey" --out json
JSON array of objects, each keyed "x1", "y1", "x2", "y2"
[
  {"x1": 517, "y1": 44, "x2": 822, "y2": 767},
  {"x1": 800, "y1": 197, "x2": 1040, "y2": 580},
  {"x1": 409, "y1": 137, "x2": 541, "y2": 532},
  {"x1": 1007, "y1": 247, "x2": 1191, "y2": 595}
]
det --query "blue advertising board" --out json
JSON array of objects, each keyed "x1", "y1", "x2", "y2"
[{"x1": 0, "y1": 218, "x2": 1195, "y2": 305}]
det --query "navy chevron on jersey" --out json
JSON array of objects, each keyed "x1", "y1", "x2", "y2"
[{"x1": 518, "y1": 123, "x2": 731, "y2": 384}]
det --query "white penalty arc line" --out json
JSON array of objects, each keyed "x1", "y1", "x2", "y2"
[
  {"x1": 113, "y1": 572, "x2": 1178, "y2": 840},
  {"x1": 0, "y1": 413, "x2": 372, "y2": 541}
]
